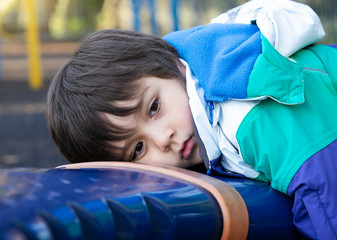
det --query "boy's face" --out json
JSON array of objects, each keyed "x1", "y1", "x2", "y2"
[{"x1": 106, "y1": 76, "x2": 203, "y2": 168}]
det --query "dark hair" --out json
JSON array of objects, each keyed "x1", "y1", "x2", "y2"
[{"x1": 47, "y1": 29, "x2": 184, "y2": 163}]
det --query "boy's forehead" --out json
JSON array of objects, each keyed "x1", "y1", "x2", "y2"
[
  {"x1": 104, "y1": 82, "x2": 147, "y2": 131},
  {"x1": 114, "y1": 98, "x2": 141, "y2": 109},
  {"x1": 104, "y1": 103, "x2": 138, "y2": 129}
]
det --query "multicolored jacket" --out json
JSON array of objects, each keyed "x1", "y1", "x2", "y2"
[{"x1": 164, "y1": 0, "x2": 337, "y2": 194}]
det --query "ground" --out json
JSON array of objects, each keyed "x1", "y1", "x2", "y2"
[{"x1": 0, "y1": 81, "x2": 68, "y2": 168}]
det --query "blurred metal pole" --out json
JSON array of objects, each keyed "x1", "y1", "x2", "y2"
[
  {"x1": 0, "y1": 39, "x2": 2, "y2": 81},
  {"x1": 132, "y1": 0, "x2": 141, "y2": 32},
  {"x1": 148, "y1": 0, "x2": 159, "y2": 35},
  {"x1": 171, "y1": 0, "x2": 179, "y2": 31},
  {"x1": 132, "y1": 0, "x2": 159, "y2": 35},
  {"x1": 24, "y1": 0, "x2": 43, "y2": 90}
]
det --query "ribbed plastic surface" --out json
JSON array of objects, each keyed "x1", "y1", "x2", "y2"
[{"x1": 0, "y1": 167, "x2": 223, "y2": 240}]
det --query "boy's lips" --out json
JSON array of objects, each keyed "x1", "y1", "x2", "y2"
[{"x1": 180, "y1": 137, "x2": 194, "y2": 159}]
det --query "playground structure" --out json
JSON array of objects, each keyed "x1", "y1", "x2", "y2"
[
  {"x1": 0, "y1": 162, "x2": 297, "y2": 239},
  {"x1": 24, "y1": 0, "x2": 42, "y2": 90},
  {"x1": 0, "y1": 0, "x2": 336, "y2": 90},
  {"x1": 0, "y1": 1, "x2": 337, "y2": 238},
  {"x1": 0, "y1": 0, "x2": 185, "y2": 89}
]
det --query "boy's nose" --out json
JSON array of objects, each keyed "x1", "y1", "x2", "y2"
[{"x1": 151, "y1": 127, "x2": 174, "y2": 152}]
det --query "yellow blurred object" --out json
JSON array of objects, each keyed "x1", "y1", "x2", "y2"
[{"x1": 24, "y1": 0, "x2": 42, "y2": 90}]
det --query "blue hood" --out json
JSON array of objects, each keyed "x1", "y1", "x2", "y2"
[{"x1": 163, "y1": 23, "x2": 262, "y2": 102}]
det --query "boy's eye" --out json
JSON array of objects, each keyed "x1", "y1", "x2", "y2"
[
  {"x1": 132, "y1": 142, "x2": 144, "y2": 160},
  {"x1": 149, "y1": 99, "x2": 160, "y2": 117}
]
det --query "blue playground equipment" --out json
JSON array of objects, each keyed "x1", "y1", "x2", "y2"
[
  {"x1": 132, "y1": 0, "x2": 159, "y2": 35},
  {"x1": 0, "y1": 162, "x2": 297, "y2": 240},
  {"x1": 131, "y1": 0, "x2": 180, "y2": 35}
]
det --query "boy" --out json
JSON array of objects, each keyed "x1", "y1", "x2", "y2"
[{"x1": 47, "y1": 0, "x2": 337, "y2": 238}]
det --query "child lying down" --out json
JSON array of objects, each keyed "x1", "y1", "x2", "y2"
[{"x1": 47, "y1": 0, "x2": 337, "y2": 238}]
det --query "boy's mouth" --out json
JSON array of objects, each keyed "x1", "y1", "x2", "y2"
[{"x1": 180, "y1": 137, "x2": 194, "y2": 159}]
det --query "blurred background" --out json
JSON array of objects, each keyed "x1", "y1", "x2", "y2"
[{"x1": 0, "y1": 0, "x2": 336, "y2": 169}]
